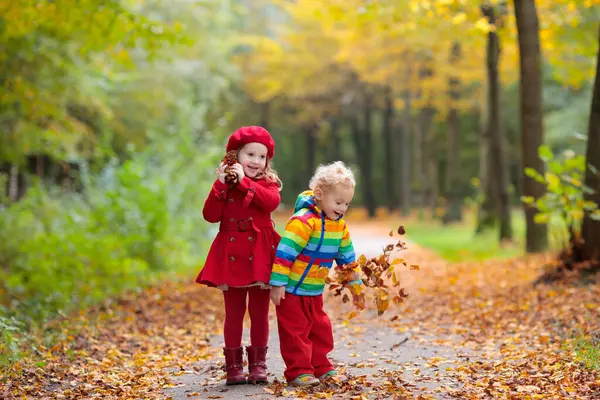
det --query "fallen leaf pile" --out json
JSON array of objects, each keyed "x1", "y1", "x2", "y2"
[
  {"x1": 1, "y1": 278, "x2": 225, "y2": 399},
  {"x1": 328, "y1": 225, "x2": 417, "y2": 317},
  {"x1": 2, "y1": 223, "x2": 599, "y2": 399},
  {"x1": 394, "y1": 250, "x2": 600, "y2": 399},
  {"x1": 264, "y1": 369, "x2": 428, "y2": 400}
]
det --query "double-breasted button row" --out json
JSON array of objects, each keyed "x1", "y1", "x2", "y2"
[
  {"x1": 230, "y1": 236, "x2": 253, "y2": 242},
  {"x1": 229, "y1": 256, "x2": 254, "y2": 261}
]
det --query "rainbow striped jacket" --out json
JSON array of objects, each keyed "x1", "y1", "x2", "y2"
[{"x1": 269, "y1": 190, "x2": 356, "y2": 296}]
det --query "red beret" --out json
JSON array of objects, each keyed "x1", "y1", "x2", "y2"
[{"x1": 226, "y1": 126, "x2": 275, "y2": 159}]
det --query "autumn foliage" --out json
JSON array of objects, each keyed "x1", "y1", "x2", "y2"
[{"x1": 328, "y1": 226, "x2": 417, "y2": 317}]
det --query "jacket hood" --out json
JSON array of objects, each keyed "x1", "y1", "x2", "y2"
[{"x1": 294, "y1": 190, "x2": 318, "y2": 213}]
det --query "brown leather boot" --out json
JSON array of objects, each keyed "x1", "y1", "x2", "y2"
[
  {"x1": 223, "y1": 347, "x2": 246, "y2": 385},
  {"x1": 246, "y1": 346, "x2": 268, "y2": 384}
]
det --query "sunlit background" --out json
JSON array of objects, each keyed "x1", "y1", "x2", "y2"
[{"x1": 1, "y1": 0, "x2": 598, "y2": 370}]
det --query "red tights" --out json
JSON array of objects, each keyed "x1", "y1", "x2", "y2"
[{"x1": 223, "y1": 286, "x2": 270, "y2": 348}]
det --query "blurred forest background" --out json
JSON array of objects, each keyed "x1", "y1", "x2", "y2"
[{"x1": 0, "y1": 0, "x2": 598, "y2": 366}]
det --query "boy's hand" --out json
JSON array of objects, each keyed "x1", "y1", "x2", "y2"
[
  {"x1": 270, "y1": 286, "x2": 286, "y2": 306},
  {"x1": 351, "y1": 290, "x2": 366, "y2": 310},
  {"x1": 347, "y1": 280, "x2": 366, "y2": 310}
]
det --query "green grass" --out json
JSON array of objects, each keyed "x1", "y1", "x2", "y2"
[
  {"x1": 403, "y1": 209, "x2": 564, "y2": 262},
  {"x1": 572, "y1": 337, "x2": 600, "y2": 370},
  {"x1": 405, "y1": 223, "x2": 523, "y2": 262}
]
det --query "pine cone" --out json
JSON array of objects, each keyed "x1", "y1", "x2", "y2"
[{"x1": 222, "y1": 150, "x2": 238, "y2": 185}]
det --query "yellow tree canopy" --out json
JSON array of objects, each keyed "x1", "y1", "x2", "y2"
[
  {"x1": 0, "y1": 0, "x2": 180, "y2": 162},
  {"x1": 238, "y1": 0, "x2": 597, "y2": 124}
]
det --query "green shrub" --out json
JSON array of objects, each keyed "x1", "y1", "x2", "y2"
[
  {"x1": 522, "y1": 144, "x2": 600, "y2": 249},
  {"x1": 0, "y1": 134, "x2": 220, "y2": 333}
]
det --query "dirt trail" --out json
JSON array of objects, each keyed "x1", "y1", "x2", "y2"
[
  {"x1": 4, "y1": 222, "x2": 596, "y2": 399},
  {"x1": 164, "y1": 224, "x2": 466, "y2": 399}
]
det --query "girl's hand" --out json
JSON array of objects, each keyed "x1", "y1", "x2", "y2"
[
  {"x1": 270, "y1": 286, "x2": 286, "y2": 306},
  {"x1": 216, "y1": 162, "x2": 227, "y2": 184},
  {"x1": 231, "y1": 163, "x2": 245, "y2": 182}
]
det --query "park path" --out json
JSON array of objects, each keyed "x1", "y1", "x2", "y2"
[
  {"x1": 163, "y1": 224, "x2": 467, "y2": 400},
  {"x1": 4, "y1": 222, "x2": 597, "y2": 399}
]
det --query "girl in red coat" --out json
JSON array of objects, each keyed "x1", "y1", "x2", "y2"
[{"x1": 196, "y1": 126, "x2": 282, "y2": 385}]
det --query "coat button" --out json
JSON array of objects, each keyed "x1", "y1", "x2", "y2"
[
  {"x1": 271, "y1": 245, "x2": 275, "y2": 249},
  {"x1": 228, "y1": 198, "x2": 233, "y2": 203},
  {"x1": 248, "y1": 236, "x2": 253, "y2": 241},
  {"x1": 230, "y1": 256, "x2": 235, "y2": 261},
  {"x1": 249, "y1": 256, "x2": 253, "y2": 261},
  {"x1": 248, "y1": 217, "x2": 253, "y2": 221},
  {"x1": 230, "y1": 237, "x2": 235, "y2": 242},
  {"x1": 229, "y1": 218, "x2": 234, "y2": 222}
]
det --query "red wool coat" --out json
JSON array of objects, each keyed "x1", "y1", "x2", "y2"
[{"x1": 196, "y1": 177, "x2": 281, "y2": 288}]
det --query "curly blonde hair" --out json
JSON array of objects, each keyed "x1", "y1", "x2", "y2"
[{"x1": 309, "y1": 161, "x2": 355, "y2": 191}]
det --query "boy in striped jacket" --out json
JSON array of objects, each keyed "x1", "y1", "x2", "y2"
[{"x1": 270, "y1": 161, "x2": 362, "y2": 386}]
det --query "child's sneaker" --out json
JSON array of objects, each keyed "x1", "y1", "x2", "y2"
[
  {"x1": 289, "y1": 374, "x2": 320, "y2": 386},
  {"x1": 318, "y1": 370, "x2": 337, "y2": 380}
]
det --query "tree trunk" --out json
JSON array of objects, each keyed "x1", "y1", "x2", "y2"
[
  {"x1": 259, "y1": 102, "x2": 270, "y2": 130},
  {"x1": 350, "y1": 95, "x2": 376, "y2": 218},
  {"x1": 420, "y1": 105, "x2": 436, "y2": 211},
  {"x1": 9, "y1": 164, "x2": 19, "y2": 202},
  {"x1": 329, "y1": 118, "x2": 341, "y2": 161},
  {"x1": 383, "y1": 86, "x2": 396, "y2": 213},
  {"x1": 581, "y1": 26, "x2": 600, "y2": 262},
  {"x1": 36, "y1": 155, "x2": 45, "y2": 177},
  {"x1": 476, "y1": 103, "x2": 497, "y2": 233},
  {"x1": 413, "y1": 112, "x2": 424, "y2": 211},
  {"x1": 413, "y1": 63, "x2": 436, "y2": 214},
  {"x1": 443, "y1": 41, "x2": 463, "y2": 224},
  {"x1": 305, "y1": 124, "x2": 317, "y2": 185},
  {"x1": 485, "y1": 5, "x2": 513, "y2": 241},
  {"x1": 514, "y1": 0, "x2": 548, "y2": 252},
  {"x1": 362, "y1": 94, "x2": 376, "y2": 218},
  {"x1": 399, "y1": 85, "x2": 412, "y2": 215},
  {"x1": 429, "y1": 157, "x2": 439, "y2": 217}
]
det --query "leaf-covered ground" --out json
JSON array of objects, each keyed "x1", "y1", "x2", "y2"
[{"x1": 1, "y1": 223, "x2": 599, "y2": 399}]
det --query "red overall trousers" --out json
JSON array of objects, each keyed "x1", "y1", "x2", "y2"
[{"x1": 276, "y1": 293, "x2": 334, "y2": 381}]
